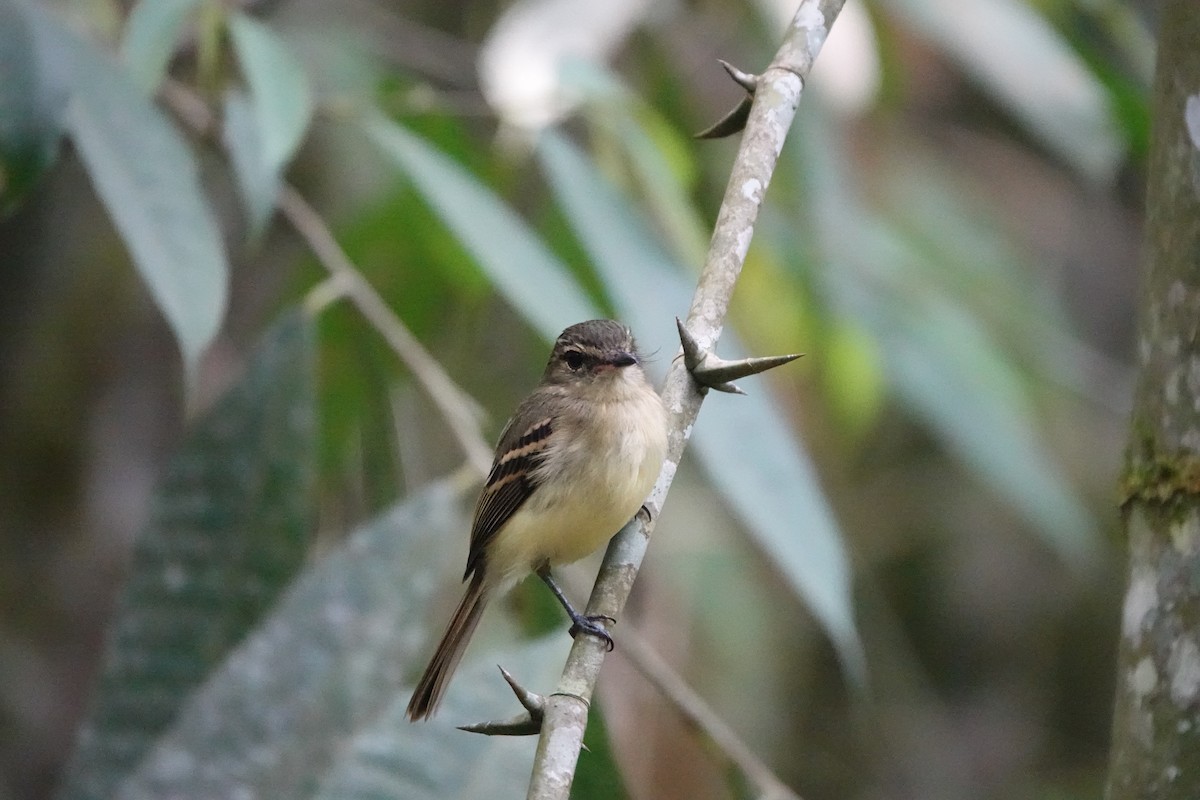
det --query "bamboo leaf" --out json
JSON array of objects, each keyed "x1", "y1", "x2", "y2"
[
  {"x1": 787, "y1": 108, "x2": 1096, "y2": 565},
  {"x1": 0, "y1": 0, "x2": 67, "y2": 212},
  {"x1": 121, "y1": 0, "x2": 204, "y2": 93},
  {"x1": 882, "y1": 288, "x2": 1095, "y2": 563},
  {"x1": 61, "y1": 25, "x2": 228, "y2": 382},
  {"x1": 880, "y1": 0, "x2": 1121, "y2": 181},
  {"x1": 362, "y1": 112, "x2": 600, "y2": 334},
  {"x1": 221, "y1": 88, "x2": 277, "y2": 237},
  {"x1": 226, "y1": 12, "x2": 313, "y2": 235}
]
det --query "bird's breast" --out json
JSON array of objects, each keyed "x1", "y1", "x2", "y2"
[{"x1": 489, "y1": 383, "x2": 667, "y2": 583}]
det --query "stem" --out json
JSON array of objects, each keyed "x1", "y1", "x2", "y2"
[
  {"x1": 276, "y1": 185, "x2": 493, "y2": 475},
  {"x1": 158, "y1": 79, "x2": 493, "y2": 477},
  {"x1": 526, "y1": 3, "x2": 845, "y2": 797},
  {"x1": 1105, "y1": 3, "x2": 1200, "y2": 798},
  {"x1": 616, "y1": 627, "x2": 803, "y2": 800},
  {"x1": 195, "y1": 0, "x2": 225, "y2": 97}
]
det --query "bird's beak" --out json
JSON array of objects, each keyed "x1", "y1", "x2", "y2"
[{"x1": 610, "y1": 351, "x2": 638, "y2": 368}]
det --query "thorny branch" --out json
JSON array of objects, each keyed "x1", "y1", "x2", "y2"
[{"x1": 525, "y1": 3, "x2": 845, "y2": 798}]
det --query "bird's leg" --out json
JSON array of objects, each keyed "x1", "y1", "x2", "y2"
[{"x1": 536, "y1": 564, "x2": 615, "y2": 651}]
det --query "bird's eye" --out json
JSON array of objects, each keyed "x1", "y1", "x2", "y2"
[{"x1": 563, "y1": 349, "x2": 584, "y2": 370}]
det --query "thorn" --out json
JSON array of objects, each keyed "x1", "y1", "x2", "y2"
[
  {"x1": 457, "y1": 714, "x2": 542, "y2": 736},
  {"x1": 676, "y1": 316, "x2": 706, "y2": 374},
  {"x1": 708, "y1": 381, "x2": 747, "y2": 396},
  {"x1": 718, "y1": 59, "x2": 759, "y2": 93},
  {"x1": 695, "y1": 60, "x2": 758, "y2": 139},
  {"x1": 500, "y1": 665, "x2": 546, "y2": 715},
  {"x1": 675, "y1": 316, "x2": 803, "y2": 394},
  {"x1": 694, "y1": 96, "x2": 752, "y2": 140},
  {"x1": 457, "y1": 665, "x2": 546, "y2": 736},
  {"x1": 695, "y1": 352, "x2": 804, "y2": 386}
]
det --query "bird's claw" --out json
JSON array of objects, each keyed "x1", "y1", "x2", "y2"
[{"x1": 569, "y1": 614, "x2": 616, "y2": 651}]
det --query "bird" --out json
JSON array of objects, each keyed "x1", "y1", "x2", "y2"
[{"x1": 406, "y1": 319, "x2": 669, "y2": 721}]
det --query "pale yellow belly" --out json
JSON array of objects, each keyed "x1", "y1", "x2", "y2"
[
  {"x1": 488, "y1": 498, "x2": 626, "y2": 582},
  {"x1": 485, "y1": 393, "x2": 666, "y2": 588}
]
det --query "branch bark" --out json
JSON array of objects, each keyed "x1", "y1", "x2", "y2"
[
  {"x1": 526, "y1": 3, "x2": 845, "y2": 797},
  {"x1": 276, "y1": 185, "x2": 493, "y2": 475},
  {"x1": 1106, "y1": 3, "x2": 1200, "y2": 798}
]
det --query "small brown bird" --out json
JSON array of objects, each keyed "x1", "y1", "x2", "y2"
[{"x1": 406, "y1": 320, "x2": 668, "y2": 721}]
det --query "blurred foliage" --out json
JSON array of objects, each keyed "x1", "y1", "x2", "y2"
[
  {"x1": 58, "y1": 310, "x2": 316, "y2": 800},
  {"x1": 0, "y1": 0, "x2": 1150, "y2": 798},
  {"x1": 0, "y1": 0, "x2": 65, "y2": 213}
]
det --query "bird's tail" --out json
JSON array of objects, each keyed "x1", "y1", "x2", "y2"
[{"x1": 406, "y1": 572, "x2": 489, "y2": 721}]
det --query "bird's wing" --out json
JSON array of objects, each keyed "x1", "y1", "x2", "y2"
[{"x1": 464, "y1": 414, "x2": 554, "y2": 579}]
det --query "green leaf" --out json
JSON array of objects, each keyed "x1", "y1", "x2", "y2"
[
  {"x1": 602, "y1": 109, "x2": 708, "y2": 267},
  {"x1": 882, "y1": 288, "x2": 1095, "y2": 564},
  {"x1": 0, "y1": 0, "x2": 66, "y2": 212},
  {"x1": 312, "y1": 636, "x2": 569, "y2": 800},
  {"x1": 692, "y1": 384, "x2": 866, "y2": 682},
  {"x1": 536, "y1": 130, "x2": 866, "y2": 682},
  {"x1": 820, "y1": 320, "x2": 886, "y2": 440},
  {"x1": 560, "y1": 60, "x2": 708, "y2": 267},
  {"x1": 881, "y1": 0, "x2": 1121, "y2": 181},
  {"x1": 227, "y1": 13, "x2": 313, "y2": 171},
  {"x1": 121, "y1": 0, "x2": 204, "y2": 94},
  {"x1": 61, "y1": 26, "x2": 228, "y2": 382},
  {"x1": 361, "y1": 111, "x2": 600, "y2": 335},
  {"x1": 221, "y1": 88, "x2": 278, "y2": 237},
  {"x1": 58, "y1": 310, "x2": 317, "y2": 800},
  {"x1": 787, "y1": 107, "x2": 1095, "y2": 565},
  {"x1": 226, "y1": 12, "x2": 314, "y2": 234},
  {"x1": 110, "y1": 481, "x2": 489, "y2": 798},
  {"x1": 875, "y1": 152, "x2": 1114, "y2": 411}
]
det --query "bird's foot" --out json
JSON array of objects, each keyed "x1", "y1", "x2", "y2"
[{"x1": 568, "y1": 613, "x2": 615, "y2": 651}]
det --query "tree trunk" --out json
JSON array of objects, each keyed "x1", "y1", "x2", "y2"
[{"x1": 1106, "y1": 3, "x2": 1200, "y2": 798}]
